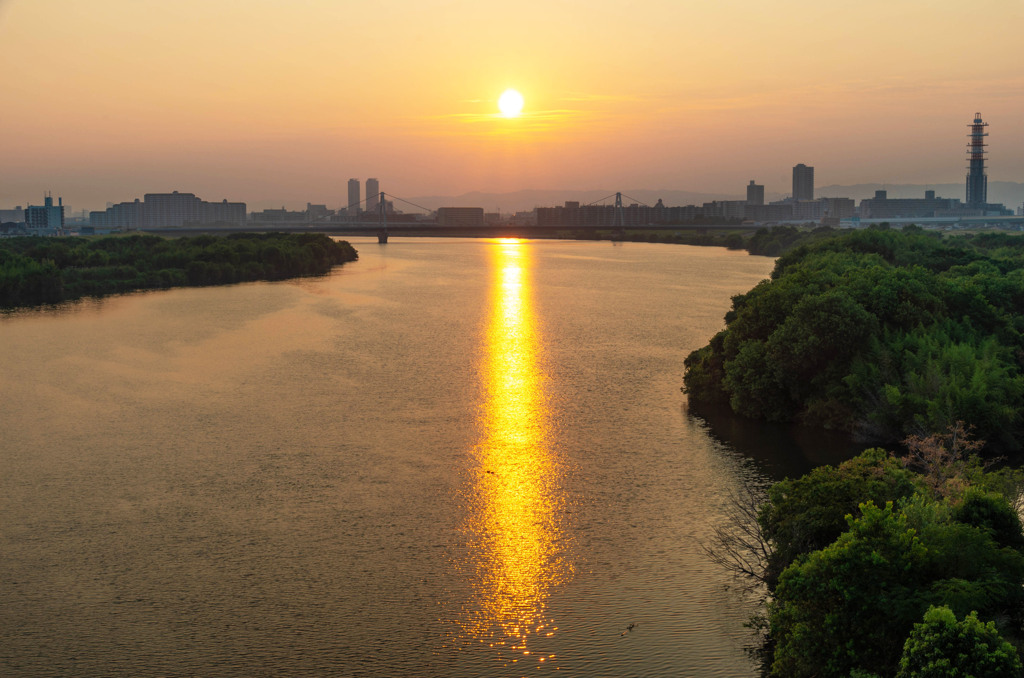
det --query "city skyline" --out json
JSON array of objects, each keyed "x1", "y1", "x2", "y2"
[{"x1": 1, "y1": 0, "x2": 1022, "y2": 212}]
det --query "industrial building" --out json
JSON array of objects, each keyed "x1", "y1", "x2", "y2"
[{"x1": 25, "y1": 195, "x2": 65, "y2": 233}]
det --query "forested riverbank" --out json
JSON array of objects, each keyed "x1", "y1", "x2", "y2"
[
  {"x1": 574, "y1": 223, "x2": 845, "y2": 256},
  {"x1": 714, "y1": 433, "x2": 1024, "y2": 677},
  {"x1": 0, "y1": 232, "x2": 357, "y2": 308},
  {"x1": 684, "y1": 227, "x2": 1024, "y2": 453},
  {"x1": 689, "y1": 226, "x2": 1024, "y2": 674}
]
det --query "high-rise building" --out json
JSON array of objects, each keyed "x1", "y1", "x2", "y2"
[
  {"x1": 792, "y1": 164, "x2": 814, "y2": 201},
  {"x1": 966, "y1": 112, "x2": 988, "y2": 207},
  {"x1": 347, "y1": 178, "x2": 360, "y2": 216},
  {"x1": 366, "y1": 178, "x2": 380, "y2": 212},
  {"x1": 746, "y1": 180, "x2": 764, "y2": 206}
]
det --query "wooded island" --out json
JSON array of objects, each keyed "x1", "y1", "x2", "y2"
[{"x1": 0, "y1": 232, "x2": 357, "y2": 308}]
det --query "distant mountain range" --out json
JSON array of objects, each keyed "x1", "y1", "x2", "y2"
[{"x1": 403, "y1": 183, "x2": 1024, "y2": 214}]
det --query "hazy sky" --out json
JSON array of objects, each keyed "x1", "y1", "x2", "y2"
[{"x1": 2, "y1": 0, "x2": 1022, "y2": 211}]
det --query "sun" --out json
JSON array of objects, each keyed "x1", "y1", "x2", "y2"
[{"x1": 498, "y1": 89, "x2": 524, "y2": 118}]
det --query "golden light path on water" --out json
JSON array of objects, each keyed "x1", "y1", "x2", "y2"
[{"x1": 459, "y1": 239, "x2": 573, "y2": 669}]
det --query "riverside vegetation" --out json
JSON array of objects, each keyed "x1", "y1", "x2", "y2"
[
  {"x1": 569, "y1": 222, "x2": 843, "y2": 256},
  {"x1": 690, "y1": 227, "x2": 1024, "y2": 675},
  {"x1": 0, "y1": 232, "x2": 357, "y2": 308},
  {"x1": 685, "y1": 226, "x2": 1024, "y2": 452},
  {"x1": 711, "y1": 430, "x2": 1024, "y2": 677}
]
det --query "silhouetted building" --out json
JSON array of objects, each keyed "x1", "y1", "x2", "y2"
[
  {"x1": 966, "y1": 112, "x2": 988, "y2": 207},
  {"x1": 536, "y1": 199, "x2": 711, "y2": 227},
  {"x1": 366, "y1": 178, "x2": 380, "y2": 212},
  {"x1": 347, "y1": 179, "x2": 360, "y2": 215},
  {"x1": 746, "y1": 180, "x2": 764, "y2": 206},
  {"x1": 436, "y1": 207, "x2": 485, "y2": 228},
  {"x1": 305, "y1": 203, "x2": 332, "y2": 220},
  {"x1": 792, "y1": 200, "x2": 823, "y2": 220},
  {"x1": 745, "y1": 203, "x2": 795, "y2": 221},
  {"x1": 90, "y1": 200, "x2": 141, "y2": 230},
  {"x1": 25, "y1": 195, "x2": 65, "y2": 232},
  {"x1": 821, "y1": 197, "x2": 856, "y2": 219},
  {"x1": 201, "y1": 199, "x2": 247, "y2": 225},
  {"x1": 89, "y1": 192, "x2": 245, "y2": 229},
  {"x1": 859, "y1": 189, "x2": 965, "y2": 218},
  {"x1": 511, "y1": 210, "x2": 537, "y2": 226},
  {"x1": 792, "y1": 164, "x2": 814, "y2": 201},
  {"x1": 250, "y1": 208, "x2": 306, "y2": 222},
  {"x1": 703, "y1": 200, "x2": 747, "y2": 221},
  {"x1": 143, "y1": 191, "x2": 202, "y2": 227},
  {"x1": 869, "y1": 188, "x2": 1011, "y2": 218},
  {"x1": 0, "y1": 206, "x2": 25, "y2": 225},
  {"x1": 538, "y1": 201, "x2": 637, "y2": 227}
]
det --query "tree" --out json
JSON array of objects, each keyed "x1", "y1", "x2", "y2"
[
  {"x1": 701, "y1": 477, "x2": 772, "y2": 590},
  {"x1": 768, "y1": 501, "x2": 931, "y2": 677},
  {"x1": 897, "y1": 606, "x2": 1022, "y2": 678},
  {"x1": 768, "y1": 497, "x2": 1024, "y2": 677},
  {"x1": 758, "y1": 448, "x2": 919, "y2": 588}
]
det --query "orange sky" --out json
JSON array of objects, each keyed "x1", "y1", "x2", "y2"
[{"x1": 1, "y1": 0, "x2": 1022, "y2": 211}]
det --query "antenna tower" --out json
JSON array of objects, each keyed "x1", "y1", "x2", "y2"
[{"x1": 966, "y1": 112, "x2": 988, "y2": 207}]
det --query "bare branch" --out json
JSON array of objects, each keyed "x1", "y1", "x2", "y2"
[
  {"x1": 701, "y1": 476, "x2": 772, "y2": 593},
  {"x1": 901, "y1": 421, "x2": 989, "y2": 499}
]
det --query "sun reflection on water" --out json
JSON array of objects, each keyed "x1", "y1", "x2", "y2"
[{"x1": 458, "y1": 239, "x2": 573, "y2": 666}]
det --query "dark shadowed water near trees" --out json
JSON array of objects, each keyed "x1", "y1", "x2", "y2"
[{"x1": 0, "y1": 238, "x2": 858, "y2": 677}]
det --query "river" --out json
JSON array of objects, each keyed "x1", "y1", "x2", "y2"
[{"x1": 0, "y1": 238, "x2": 853, "y2": 676}]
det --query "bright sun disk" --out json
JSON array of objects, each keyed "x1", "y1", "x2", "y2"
[{"x1": 498, "y1": 89, "x2": 524, "y2": 118}]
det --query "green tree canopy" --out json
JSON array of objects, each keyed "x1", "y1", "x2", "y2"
[
  {"x1": 0, "y1": 233, "x2": 358, "y2": 308},
  {"x1": 897, "y1": 606, "x2": 1022, "y2": 678},
  {"x1": 758, "y1": 447, "x2": 920, "y2": 587},
  {"x1": 684, "y1": 228, "x2": 1024, "y2": 451},
  {"x1": 768, "y1": 495, "x2": 1024, "y2": 677}
]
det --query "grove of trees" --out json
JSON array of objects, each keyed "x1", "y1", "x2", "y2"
[
  {"x1": 710, "y1": 428, "x2": 1024, "y2": 677},
  {"x1": 684, "y1": 227, "x2": 1024, "y2": 452},
  {"x1": 0, "y1": 232, "x2": 357, "y2": 308}
]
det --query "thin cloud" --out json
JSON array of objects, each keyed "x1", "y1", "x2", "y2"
[
  {"x1": 395, "y1": 107, "x2": 608, "y2": 139},
  {"x1": 557, "y1": 93, "x2": 651, "y2": 104}
]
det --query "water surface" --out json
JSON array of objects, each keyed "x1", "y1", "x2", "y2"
[{"x1": 0, "y1": 238, "x2": 837, "y2": 676}]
